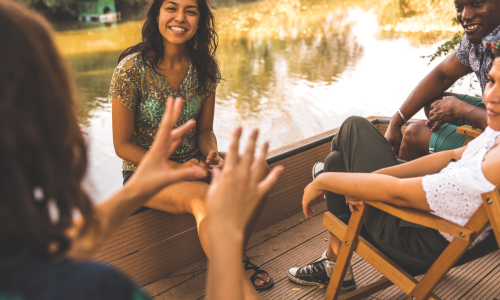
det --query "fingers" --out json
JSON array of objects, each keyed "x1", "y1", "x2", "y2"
[
  {"x1": 250, "y1": 141, "x2": 269, "y2": 184},
  {"x1": 431, "y1": 120, "x2": 443, "y2": 132},
  {"x1": 170, "y1": 119, "x2": 195, "y2": 141},
  {"x1": 257, "y1": 165, "x2": 283, "y2": 197},
  {"x1": 393, "y1": 142, "x2": 400, "y2": 158},
  {"x1": 241, "y1": 129, "x2": 258, "y2": 171},
  {"x1": 206, "y1": 150, "x2": 216, "y2": 164},
  {"x1": 169, "y1": 166, "x2": 206, "y2": 182},
  {"x1": 153, "y1": 97, "x2": 184, "y2": 149},
  {"x1": 225, "y1": 127, "x2": 242, "y2": 168}
]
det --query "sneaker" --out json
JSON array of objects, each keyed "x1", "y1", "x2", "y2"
[
  {"x1": 287, "y1": 251, "x2": 356, "y2": 291},
  {"x1": 312, "y1": 162, "x2": 324, "y2": 179}
]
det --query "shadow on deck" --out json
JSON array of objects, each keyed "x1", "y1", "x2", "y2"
[{"x1": 142, "y1": 201, "x2": 500, "y2": 300}]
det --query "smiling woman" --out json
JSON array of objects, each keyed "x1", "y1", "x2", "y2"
[{"x1": 109, "y1": 0, "x2": 273, "y2": 298}]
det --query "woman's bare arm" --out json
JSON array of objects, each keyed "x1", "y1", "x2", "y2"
[
  {"x1": 68, "y1": 98, "x2": 204, "y2": 259},
  {"x1": 374, "y1": 146, "x2": 467, "y2": 178},
  {"x1": 302, "y1": 172, "x2": 429, "y2": 218},
  {"x1": 112, "y1": 97, "x2": 181, "y2": 169},
  {"x1": 197, "y1": 93, "x2": 218, "y2": 157}
]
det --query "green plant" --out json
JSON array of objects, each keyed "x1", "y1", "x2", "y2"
[{"x1": 421, "y1": 17, "x2": 463, "y2": 64}]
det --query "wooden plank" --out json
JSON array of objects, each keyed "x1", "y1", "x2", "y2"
[
  {"x1": 94, "y1": 211, "x2": 196, "y2": 262},
  {"x1": 110, "y1": 227, "x2": 205, "y2": 286},
  {"x1": 338, "y1": 278, "x2": 393, "y2": 300},
  {"x1": 149, "y1": 202, "x2": 331, "y2": 299}
]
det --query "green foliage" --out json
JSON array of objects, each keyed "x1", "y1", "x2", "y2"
[{"x1": 421, "y1": 17, "x2": 463, "y2": 64}]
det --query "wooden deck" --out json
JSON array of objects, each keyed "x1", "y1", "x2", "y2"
[{"x1": 142, "y1": 201, "x2": 500, "y2": 300}]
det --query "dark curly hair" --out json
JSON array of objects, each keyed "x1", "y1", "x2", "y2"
[
  {"x1": 0, "y1": 0, "x2": 96, "y2": 262},
  {"x1": 119, "y1": 0, "x2": 221, "y2": 92}
]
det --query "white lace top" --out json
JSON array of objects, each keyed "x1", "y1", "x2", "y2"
[{"x1": 422, "y1": 127, "x2": 500, "y2": 245}]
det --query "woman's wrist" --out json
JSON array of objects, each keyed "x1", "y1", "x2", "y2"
[{"x1": 208, "y1": 219, "x2": 244, "y2": 244}]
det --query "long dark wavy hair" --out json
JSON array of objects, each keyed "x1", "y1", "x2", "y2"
[
  {"x1": 119, "y1": 0, "x2": 221, "y2": 92},
  {"x1": 0, "y1": 0, "x2": 96, "y2": 262}
]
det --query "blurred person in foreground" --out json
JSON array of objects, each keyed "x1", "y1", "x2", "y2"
[
  {"x1": 110, "y1": 0, "x2": 274, "y2": 294},
  {"x1": 0, "y1": 1, "x2": 282, "y2": 299},
  {"x1": 287, "y1": 33, "x2": 500, "y2": 289},
  {"x1": 386, "y1": 0, "x2": 500, "y2": 161}
]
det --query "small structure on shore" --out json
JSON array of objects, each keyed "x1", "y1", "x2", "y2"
[{"x1": 77, "y1": 0, "x2": 120, "y2": 22}]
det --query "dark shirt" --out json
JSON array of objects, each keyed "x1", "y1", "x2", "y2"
[
  {"x1": 0, "y1": 259, "x2": 151, "y2": 300},
  {"x1": 456, "y1": 25, "x2": 500, "y2": 95}
]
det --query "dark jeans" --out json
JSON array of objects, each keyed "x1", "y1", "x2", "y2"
[{"x1": 323, "y1": 116, "x2": 450, "y2": 275}]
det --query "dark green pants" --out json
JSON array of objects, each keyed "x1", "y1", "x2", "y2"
[{"x1": 323, "y1": 116, "x2": 450, "y2": 275}]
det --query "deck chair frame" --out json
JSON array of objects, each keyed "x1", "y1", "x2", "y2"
[{"x1": 322, "y1": 126, "x2": 500, "y2": 300}]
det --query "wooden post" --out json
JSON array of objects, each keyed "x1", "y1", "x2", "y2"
[{"x1": 324, "y1": 206, "x2": 368, "y2": 300}]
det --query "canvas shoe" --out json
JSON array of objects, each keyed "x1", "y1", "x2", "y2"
[
  {"x1": 287, "y1": 250, "x2": 356, "y2": 291},
  {"x1": 312, "y1": 162, "x2": 324, "y2": 179}
]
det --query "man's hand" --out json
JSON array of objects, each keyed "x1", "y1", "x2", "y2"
[
  {"x1": 426, "y1": 96, "x2": 462, "y2": 131},
  {"x1": 385, "y1": 122, "x2": 403, "y2": 158}
]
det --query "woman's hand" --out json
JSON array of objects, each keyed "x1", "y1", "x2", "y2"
[
  {"x1": 206, "y1": 128, "x2": 283, "y2": 234},
  {"x1": 345, "y1": 196, "x2": 365, "y2": 213},
  {"x1": 126, "y1": 97, "x2": 206, "y2": 198},
  {"x1": 302, "y1": 177, "x2": 326, "y2": 219},
  {"x1": 206, "y1": 150, "x2": 224, "y2": 171},
  {"x1": 178, "y1": 158, "x2": 209, "y2": 180}
]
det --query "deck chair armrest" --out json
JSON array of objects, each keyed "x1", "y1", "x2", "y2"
[
  {"x1": 456, "y1": 125, "x2": 482, "y2": 138},
  {"x1": 364, "y1": 201, "x2": 474, "y2": 242}
]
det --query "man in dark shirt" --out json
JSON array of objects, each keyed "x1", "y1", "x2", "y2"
[{"x1": 385, "y1": 0, "x2": 500, "y2": 161}]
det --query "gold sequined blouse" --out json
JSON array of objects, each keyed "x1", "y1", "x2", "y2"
[{"x1": 108, "y1": 53, "x2": 217, "y2": 171}]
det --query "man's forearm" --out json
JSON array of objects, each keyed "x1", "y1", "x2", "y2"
[
  {"x1": 455, "y1": 101, "x2": 488, "y2": 130},
  {"x1": 399, "y1": 69, "x2": 456, "y2": 122}
]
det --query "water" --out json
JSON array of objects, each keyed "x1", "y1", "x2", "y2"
[{"x1": 55, "y1": 0, "x2": 480, "y2": 202}]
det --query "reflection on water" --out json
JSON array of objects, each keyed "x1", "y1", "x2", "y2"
[{"x1": 57, "y1": 0, "x2": 474, "y2": 202}]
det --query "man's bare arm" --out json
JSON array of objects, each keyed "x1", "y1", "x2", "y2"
[{"x1": 386, "y1": 52, "x2": 472, "y2": 156}]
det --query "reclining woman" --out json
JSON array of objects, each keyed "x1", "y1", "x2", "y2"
[
  {"x1": 288, "y1": 34, "x2": 500, "y2": 289},
  {"x1": 0, "y1": 1, "x2": 282, "y2": 299},
  {"x1": 109, "y1": 0, "x2": 272, "y2": 295}
]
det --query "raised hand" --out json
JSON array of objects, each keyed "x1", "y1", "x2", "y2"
[
  {"x1": 126, "y1": 97, "x2": 206, "y2": 198},
  {"x1": 206, "y1": 128, "x2": 283, "y2": 234}
]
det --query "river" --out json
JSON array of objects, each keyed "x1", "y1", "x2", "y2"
[{"x1": 54, "y1": 0, "x2": 480, "y2": 202}]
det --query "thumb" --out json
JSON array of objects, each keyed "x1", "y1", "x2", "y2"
[
  {"x1": 206, "y1": 150, "x2": 216, "y2": 163},
  {"x1": 168, "y1": 167, "x2": 205, "y2": 183}
]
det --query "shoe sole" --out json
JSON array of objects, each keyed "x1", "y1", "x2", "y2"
[
  {"x1": 312, "y1": 162, "x2": 323, "y2": 180},
  {"x1": 287, "y1": 271, "x2": 356, "y2": 292}
]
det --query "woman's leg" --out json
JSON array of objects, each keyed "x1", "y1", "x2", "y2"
[{"x1": 144, "y1": 180, "x2": 211, "y2": 254}]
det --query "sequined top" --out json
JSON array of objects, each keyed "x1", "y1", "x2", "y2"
[{"x1": 108, "y1": 53, "x2": 217, "y2": 171}]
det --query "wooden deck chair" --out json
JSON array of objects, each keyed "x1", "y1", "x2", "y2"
[{"x1": 322, "y1": 126, "x2": 500, "y2": 300}]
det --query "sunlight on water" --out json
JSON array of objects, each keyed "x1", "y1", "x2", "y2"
[{"x1": 56, "y1": 0, "x2": 476, "y2": 202}]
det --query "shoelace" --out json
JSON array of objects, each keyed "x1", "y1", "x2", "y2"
[{"x1": 300, "y1": 260, "x2": 324, "y2": 274}]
